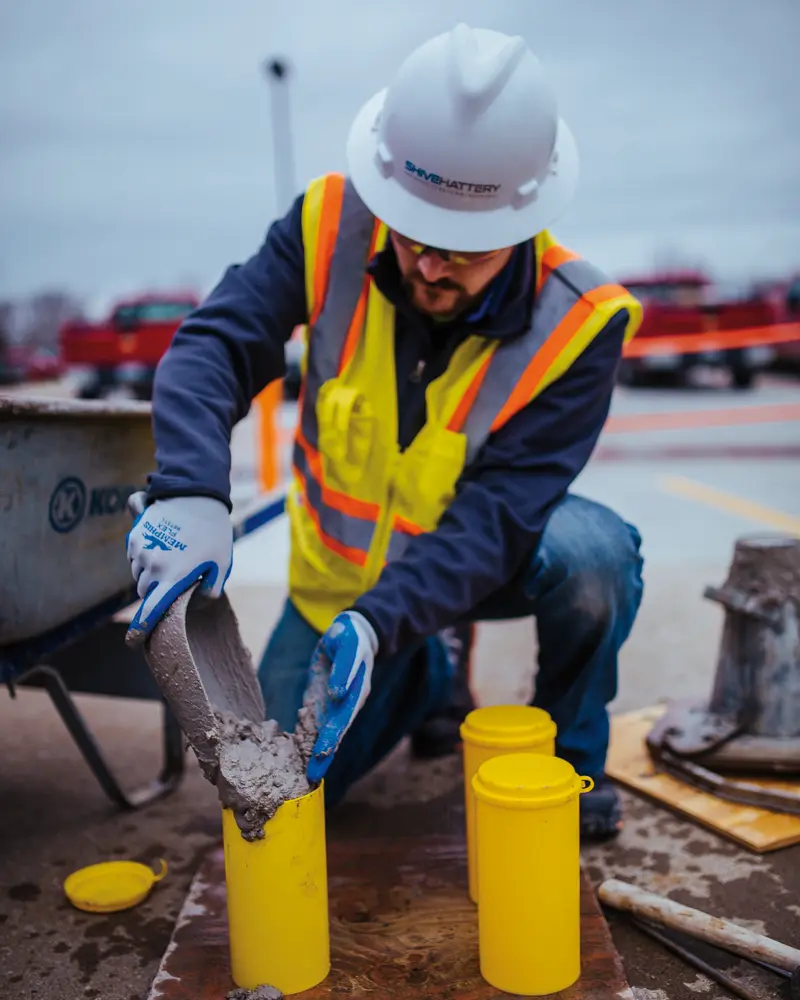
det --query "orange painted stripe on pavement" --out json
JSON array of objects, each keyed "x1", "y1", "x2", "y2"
[
  {"x1": 605, "y1": 403, "x2": 800, "y2": 435},
  {"x1": 623, "y1": 322, "x2": 800, "y2": 358}
]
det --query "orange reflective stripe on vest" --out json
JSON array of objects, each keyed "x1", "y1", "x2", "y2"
[
  {"x1": 293, "y1": 430, "x2": 378, "y2": 564},
  {"x1": 490, "y1": 282, "x2": 630, "y2": 434},
  {"x1": 308, "y1": 174, "x2": 345, "y2": 327},
  {"x1": 455, "y1": 258, "x2": 631, "y2": 457},
  {"x1": 292, "y1": 174, "x2": 640, "y2": 596},
  {"x1": 339, "y1": 219, "x2": 384, "y2": 374},
  {"x1": 299, "y1": 177, "x2": 375, "y2": 455},
  {"x1": 293, "y1": 177, "x2": 380, "y2": 567},
  {"x1": 537, "y1": 244, "x2": 580, "y2": 294}
]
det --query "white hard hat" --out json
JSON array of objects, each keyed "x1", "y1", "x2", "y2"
[{"x1": 346, "y1": 23, "x2": 579, "y2": 252}]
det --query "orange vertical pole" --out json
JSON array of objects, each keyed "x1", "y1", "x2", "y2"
[{"x1": 255, "y1": 379, "x2": 282, "y2": 492}]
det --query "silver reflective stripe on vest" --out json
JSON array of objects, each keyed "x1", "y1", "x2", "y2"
[
  {"x1": 301, "y1": 179, "x2": 376, "y2": 449},
  {"x1": 385, "y1": 530, "x2": 411, "y2": 563},
  {"x1": 461, "y1": 259, "x2": 612, "y2": 465},
  {"x1": 294, "y1": 440, "x2": 376, "y2": 554},
  {"x1": 555, "y1": 258, "x2": 610, "y2": 295}
]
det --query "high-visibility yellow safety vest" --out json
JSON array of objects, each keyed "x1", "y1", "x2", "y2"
[{"x1": 288, "y1": 172, "x2": 642, "y2": 632}]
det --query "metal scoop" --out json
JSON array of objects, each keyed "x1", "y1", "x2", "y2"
[
  {"x1": 124, "y1": 492, "x2": 266, "y2": 783},
  {"x1": 129, "y1": 581, "x2": 266, "y2": 784}
]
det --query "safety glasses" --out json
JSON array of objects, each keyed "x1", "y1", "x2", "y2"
[{"x1": 391, "y1": 230, "x2": 504, "y2": 267}]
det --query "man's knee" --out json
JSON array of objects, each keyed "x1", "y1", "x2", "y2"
[{"x1": 531, "y1": 495, "x2": 644, "y2": 623}]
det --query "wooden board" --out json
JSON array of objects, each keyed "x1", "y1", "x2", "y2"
[
  {"x1": 607, "y1": 705, "x2": 800, "y2": 852},
  {"x1": 148, "y1": 835, "x2": 631, "y2": 1000}
]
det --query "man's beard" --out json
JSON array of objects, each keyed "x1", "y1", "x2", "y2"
[{"x1": 403, "y1": 273, "x2": 473, "y2": 319}]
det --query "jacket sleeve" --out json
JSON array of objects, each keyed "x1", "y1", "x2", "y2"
[
  {"x1": 146, "y1": 194, "x2": 307, "y2": 509},
  {"x1": 351, "y1": 312, "x2": 629, "y2": 655}
]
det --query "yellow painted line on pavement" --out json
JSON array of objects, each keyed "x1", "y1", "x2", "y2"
[{"x1": 659, "y1": 475, "x2": 800, "y2": 536}]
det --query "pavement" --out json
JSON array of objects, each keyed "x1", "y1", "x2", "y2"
[{"x1": 1, "y1": 372, "x2": 799, "y2": 1000}]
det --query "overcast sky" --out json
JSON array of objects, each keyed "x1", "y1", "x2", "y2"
[{"x1": 1, "y1": 1, "x2": 798, "y2": 309}]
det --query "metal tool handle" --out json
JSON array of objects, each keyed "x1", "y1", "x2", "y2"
[
  {"x1": 625, "y1": 916, "x2": 773, "y2": 1000},
  {"x1": 598, "y1": 879, "x2": 800, "y2": 973},
  {"x1": 655, "y1": 747, "x2": 800, "y2": 815}
]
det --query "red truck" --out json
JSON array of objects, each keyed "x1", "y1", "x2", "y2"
[
  {"x1": 618, "y1": 270, "x2": 782, "y2": 389},
  {"x1": 750, "y1": 273, "x2": 800, "y2": 372},
  {"x1": 59, "y1": 291, "x2": 200, "y2": 400}
]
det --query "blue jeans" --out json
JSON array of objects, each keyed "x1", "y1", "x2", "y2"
[{"x1": 257, "y1": 493, "x2": 644, "y2": 806}]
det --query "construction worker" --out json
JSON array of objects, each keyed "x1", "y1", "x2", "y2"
[{"x1": 126, "y1": 24, "x2": 644, "y2": 840}]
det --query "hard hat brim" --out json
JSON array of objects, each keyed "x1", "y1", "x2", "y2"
[{"x1": 346, "y1": 89, "x2": 579, "y2": 252}]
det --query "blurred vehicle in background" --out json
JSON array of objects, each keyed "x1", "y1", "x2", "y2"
[
  {"x1": 0, "y1": 348, "x2": 22, "y2": 386},
  {"x1": 0, "y1": 312, "x2": 20, "y2": 385},
  {"x1": 11, "y1": 345, "x2": 65, "y2": 381},
  {"x1": 750, "y1": 273, "x2": 800, "y2": 374},
  {"x1": 0, "y1": 345, "x2": 64, "y2": 386},
  {"x1": 0, "y1": 363, "x2": 20, "y2": 386},
  {"x1": 60, "y1": 292, "x2": 200, "y2": 400},
  {"x1": 60, "y1": 294, "x2": 308, "y2": 402},
  {"x1": 618, "y1": 270, "x2": 780, "y2": 389}
]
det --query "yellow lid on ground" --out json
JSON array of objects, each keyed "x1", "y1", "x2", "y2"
[
  {"x1": 63, "y1": 859, "x2": 167, "y2": 913},
  {"x1": 472, "y1": 752, "x2": 594, "y2": 809},
  {"x1": 459, "y1": 704, "x2": 556, "y2": 750}
]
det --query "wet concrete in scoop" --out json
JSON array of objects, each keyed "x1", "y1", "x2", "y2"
[{"x1": 140, "y1": 586, "x2": 329, "y2": 842}]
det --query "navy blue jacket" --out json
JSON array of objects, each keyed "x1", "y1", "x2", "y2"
[{"x1": 148, "y1": 193, "x2": 629, "y2": 655}]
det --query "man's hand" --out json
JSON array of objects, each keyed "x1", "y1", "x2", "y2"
[
  {"x1": 307, "y1": 611, "x2": 379, "y2": 784},
  {"x1": 125, "y1": 491, "x2": 233, "y2": 645}
]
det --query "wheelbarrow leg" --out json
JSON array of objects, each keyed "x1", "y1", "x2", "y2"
[{"x1": 20, "y1": 665, "x2": 185, "y2": 810}]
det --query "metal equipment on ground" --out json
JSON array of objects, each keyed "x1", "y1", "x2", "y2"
[
  {"x1": 1, "y1": 396, "x2": 285, "y2": 810},
  {"x1": 647, "y1": 534, "x2": 800, "y2": 814},
  {"x1": 599, "y1": 878, "x2": 800, "y2": 1000}
]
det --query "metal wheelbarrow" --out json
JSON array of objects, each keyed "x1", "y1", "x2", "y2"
[{"x1": 0, "y1": 395, "x2": 285, "y2": 810}]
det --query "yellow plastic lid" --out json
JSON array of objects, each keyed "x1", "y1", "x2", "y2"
[
  {"x1": 472, "y1": 752, "x2": 594, "y2": 809},
  {"x1": 459, "y1": 704, "x2": 556, "y2": 750},
  {"x1": 63, "y1": 859, "x2": 167, "y2": 913}
]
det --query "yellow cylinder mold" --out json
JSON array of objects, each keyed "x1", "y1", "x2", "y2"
[
  {"x1": 460, "y1": 704, "x2": 556, "y2": 902},
  {"x1": 222, "y1": 782, "x2": 330, "y2": 995},
  {"x1": 473, "y1": 753, "x2": 594, "y2": 996}
]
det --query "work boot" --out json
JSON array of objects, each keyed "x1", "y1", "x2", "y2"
[
  {"x1": 411, "y1": 623, "x2": 475, "y2": 759},
  {"x1": 579, "y1": 774, "x2": 623, "y2": 841}
]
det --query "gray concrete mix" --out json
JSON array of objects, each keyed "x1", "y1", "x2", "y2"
[{"x1": 1, "y1": 374, "x2": 799, "y2": 999}]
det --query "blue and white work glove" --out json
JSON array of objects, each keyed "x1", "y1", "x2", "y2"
[
  {"x1": 307, "y1": 611, "x2": 379, "y2": 784},
  {"x1": 125, "y1": 491, "x2": 233, "y2": 645}
]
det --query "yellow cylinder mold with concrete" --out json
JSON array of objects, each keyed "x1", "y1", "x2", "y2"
[
  {"x1": 459, "y1": 705, "x2": 556, "y2": 902},
  {"x1": 222, "y1": 783, "x2": 330, "y2": 995},
  {"x1": 473, "y1": 753, "x2": 594, "y2": 996}
]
